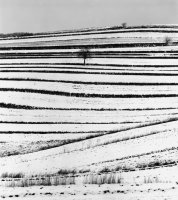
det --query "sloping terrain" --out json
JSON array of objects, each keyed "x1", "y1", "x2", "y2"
[{"x1": 0, "y1": 25, "x2": 178, "y2": 199}]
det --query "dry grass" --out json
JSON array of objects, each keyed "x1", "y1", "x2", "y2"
[
  {"x1": 144, "y1": 176, "x2": 161, "y2": 184},
  {"x1": 83, "y1": 172, "x2": 123, "y2": 184},
  {"x1": 1, "y1": 172, "x2": 24, "y2": 179},
  {"x1": 57, "y1": 169, "x2": 77, "y2": 175},
  {"x1": 2, "y1": 176, "x2": 76, "y2": 187}
]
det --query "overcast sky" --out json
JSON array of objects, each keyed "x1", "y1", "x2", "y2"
[{"x1": 0, "y1": 0, "x2": 177, "y2": 33}]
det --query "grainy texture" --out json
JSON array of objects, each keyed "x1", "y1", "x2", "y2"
[{"x1": 0, "y1": 25, "x2": 178, "y2": 199}]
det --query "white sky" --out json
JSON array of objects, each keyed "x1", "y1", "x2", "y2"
[{"x1": 0, "y1": 0, "x2": 177, "y2": 33}]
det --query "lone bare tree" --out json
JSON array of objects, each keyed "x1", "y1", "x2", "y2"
[
  {"x1": 121, "y1": 22, "x2": 127, "y2": 29},
  {"x1": 164, "y1": 37, "x2": 172, "y2": 46},
  {"x1": 77, "y1": 48, "x2": 91, "y2": 65}
]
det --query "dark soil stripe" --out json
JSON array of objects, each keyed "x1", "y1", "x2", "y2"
[
  {"x1": 0, "y1": 118, "x2": 177, "y2": 135},
  {"x1": 0, "y1": 69, "x2": 178, "y2": 76},
  {"x1": 1, "y1": 28, "x2": 178, "y2": 41},
  {"x1": 92, "y1": 147, "x2": 178, "y2": 166},
  {"x1": 1, "y1": 88, "x2": 178, "y2": 98},
  {"x1": 3, "y1": 50, "x2": 178, "y2": 54},
  {"x1": 0, "y1": 66, "x2": 172, "y2": 71},
  {"x1": 0, "y1": 43, "x2": 165, "y2": 50},
  {"x1": 1, "y1": 63, "x2": 178, "y2": 68},
  {"x1": 2, "y1": 50, "x2": 178, "y2": 54},
  {"x1": 0, "y1": 121, "x2": 136, "y2": 124},
  {"x1": 1, "y1": 78, "x2": 178, "y2": 86},
  {"x1": 1, "y1": 25, "x2": 178, "y2": 40},
  {"x1": 0, "y1": 102, "x2": 177, "y2": 111},
  {"x1": 0, "y1": 131, "x2": 106, "y2": 134},
  {"x1": 2, "y1": 56, "x2": 178, "y2": 59},
  {"x1": 1, "y1": 66, "x2": 178, "y2": 72}
]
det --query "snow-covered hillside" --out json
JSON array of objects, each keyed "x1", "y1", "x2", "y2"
[{"x1": 0, "y1": 25, "x2": 178, "y2": 199}]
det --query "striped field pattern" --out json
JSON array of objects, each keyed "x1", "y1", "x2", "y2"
[{"x1": 0, "y1": 25, "x2": 178, "y2": 184}]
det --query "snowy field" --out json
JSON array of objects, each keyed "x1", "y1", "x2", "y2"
[
  {"x1": 1, "y1": 183, "x2": 178, "y2": 200},
  {"x1": 0, "y1": 25, "x2": 178, "y2": 199}
]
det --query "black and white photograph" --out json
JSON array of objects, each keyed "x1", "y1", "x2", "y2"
[{"x1": 0, "y1": 0, "x2": 178, "y2": 199}]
